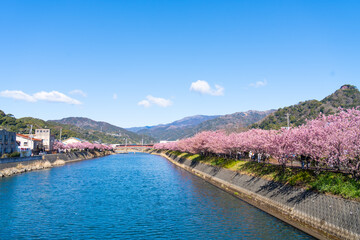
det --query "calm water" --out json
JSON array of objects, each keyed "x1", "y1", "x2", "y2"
[{"x1": 0, "y1": 153, "x2": 314, "y2": 239}]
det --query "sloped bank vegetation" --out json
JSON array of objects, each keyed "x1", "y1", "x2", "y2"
[{"x1": 158, "y1": 150, "x2": 360, "y2": 200}]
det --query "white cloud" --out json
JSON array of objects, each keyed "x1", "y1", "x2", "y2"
[
  {"x1": 138, "y1": 95, "x2": 172, "y2": 108},
  {"x1": 190, "y1": 80, "x2": 224, "y2": 96},
  {"x1": 69, "y1": 89, "x2": 87, "y2": 97},
  {"x1": 147, "y1": 95, "x2": 172, "y2": 107},
  {"x1": 113, "y1": 93, "x2": 118, "y2": 100},
  {"x1": 33, "y1": 91, "x2": 82, "y2": 104},
  {"x1": 0, "y1": 90, "x2": 36, "y2": 102},
  {"x1": 138, "y1": 99, "x2": 151, "y2": 107},
  {"x1": 250, "y1": 79, "x2": 268, "y2": 88},
  {"x1": 0, "y1": 90, "x2": 82, "y2": 105}
]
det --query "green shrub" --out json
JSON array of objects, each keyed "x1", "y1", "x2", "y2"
[{"x1": 9, "y1": 152, "x2": 20, "y2": 158}]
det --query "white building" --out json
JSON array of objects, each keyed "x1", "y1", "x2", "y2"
[
  {"x1": 16, "y1": 134, "x2": 43, "y2": 156},
  {"x1": 34, "y1": 129, "x2": 55, "y2": 151},
  {"x1": 159, "y1": 140, "x2": 178, "y2": 144},
  {"x1": 62, "y1": 137, "x2": 84, "y2": 145}
]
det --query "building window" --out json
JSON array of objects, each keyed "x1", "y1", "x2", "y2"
[{"x1": 24, "y1": 142, "x2": 28, "y2": 146}]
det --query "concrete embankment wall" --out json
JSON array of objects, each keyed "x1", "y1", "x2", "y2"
[
  {"x1": 154, "y1": 151, "x2": 360, "y2": 240},
  {"x1": 0, "y1": 156, "x2": 42, "y2": 170},
  {"x1": 43, "y1": 151, "x2": 108, "y2": 163},
  {"x1": 0, "y1": 156, "x2": 42, "y2": 165},
  {"x1": 0, "y1": 151, "x2": 111, "y2": 175}
]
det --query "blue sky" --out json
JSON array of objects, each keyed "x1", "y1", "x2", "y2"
[{"x1": 0, "y1": 0, "x2": 359, "y2": 127}]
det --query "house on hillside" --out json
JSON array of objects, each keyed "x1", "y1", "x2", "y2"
[
  {"x1": 16, "y1": 134, "x2": 43, "y2": 156},
  {"x1": 0, "y1": 129, "x2": 17, "y2": 156},
  {"x1": 159, "y1": 140, "x2": 178, "y2": 144},
  {"x1": 62, "y1": 137, "x2": 85, "y2": 145},
  {"x1": 34, "y1": 129, "x2": 55, "y2": 151}
]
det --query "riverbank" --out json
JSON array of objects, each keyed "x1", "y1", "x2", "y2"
[
  {"x1": 0, "y1": 150, "x2": 114, "y2": 178},
  {"x1": 150, "y1": 149, "x2": 360, "y2": 240},
  {"x1": 170, "y1": 151, "x2": 360, "y2": 200}
]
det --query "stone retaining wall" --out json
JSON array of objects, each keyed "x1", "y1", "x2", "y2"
[
  {"x1": 157, "y1": 151, "x2": 360, "y2": 240},
  {"x1": 0, "y1": 156, "x2": 42, "y2": 165},
  {"x1": 43, "y1": 151, "x2": 95, "y2": 163},
  {"x1": 0, "y1": 151, "x2": 111, "y2": 175},
  {"x1": 0, "y1": 157, "x2": 43, "y2": 171}
]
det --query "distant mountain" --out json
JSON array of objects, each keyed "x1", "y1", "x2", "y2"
[
  {"x1": 194, "y1": 110, "x2": 275, "y2": 133},
  {"x1": 51, "y1": 117, "x2": 155, "y2": 144},
  {"x1": 126, "y1": 126, "x2": 152, "y2": 133},
  {"x1": 127, "y1": 115, "x2": 220, "y2": 134},
  {"x1": 53, "y1": 117, "x2": 124, "y2": 134},
  {"x1": 133, "y1": 111, "x2": 273, "y2": 141},
  {"x1": 131, "y1": 115, "x2": 220, "y2": 140},
  {"x1": 163, "y1": 115, "x2": 221, "y2": 128},
  {"x1": 252, "y1": 84, "x2": 360, "y2": 130}
]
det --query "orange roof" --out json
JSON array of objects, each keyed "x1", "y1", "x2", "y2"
[{"x1": 16, "y1": 134, "x2": 42, "y2": 142}]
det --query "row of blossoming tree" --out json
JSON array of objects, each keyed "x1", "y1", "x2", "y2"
[
  {"x1": 53, "y1": 141, "x2": 113, "y2": 151},
  {"x1": 154, "y1": 108, "x2": 360, "y2": 174}
]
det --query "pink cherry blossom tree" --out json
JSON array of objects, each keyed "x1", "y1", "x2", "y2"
[{"x1": 154, "y1": 108, "x2": 360, "y2": 174}]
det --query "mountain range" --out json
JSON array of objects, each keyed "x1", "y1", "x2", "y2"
[
  {"x1": 128, "y1": 110, "x2": 275, "y2": 141},
  {"x1": 126, "y1": 115, "x2": 220, "y2": 133}
]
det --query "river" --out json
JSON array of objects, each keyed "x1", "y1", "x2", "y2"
[{"x1": 0, "y1": 153, "x2": 314, "y2": 239}]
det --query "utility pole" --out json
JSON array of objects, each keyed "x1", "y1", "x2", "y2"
[
  {"x1": 29, "y1": 125, "x2": 33, "y2": 135},
  {"x1": 285, "y1": 113, "x2": 290, "y2": 129},
  {"x1": 59, "y1": 128, "x2": 62, "y2": 142},
  {"x1": 29, "y1": 125, "x2": 33, "y2": 151}
]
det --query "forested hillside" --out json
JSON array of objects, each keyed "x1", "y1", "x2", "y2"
[
  {"x1": 252, "y1": 85, "x2": 360, "y2": 129},
  {"x1": 52, "y1": 117, "x2": 154, "y2": 144},
  {"x1": 0, "y1": 111, "x2": 154, "y2": 144}
]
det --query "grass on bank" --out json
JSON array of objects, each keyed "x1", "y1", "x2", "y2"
[{"x1": 167, "y1": 150, "x2": 360, "y2": 200}]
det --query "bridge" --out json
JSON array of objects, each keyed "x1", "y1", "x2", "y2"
[{"x1": 115, "y1": 145, "x2": 154, "y2": 153}]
